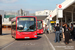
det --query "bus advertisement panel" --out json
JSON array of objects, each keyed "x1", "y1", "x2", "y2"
[
  {"x1": 11, "y1": 16, "x2": 37, "y2": 39},
  {"x1": 37, "y1": 20, "x2": 43, "y2": 34}
]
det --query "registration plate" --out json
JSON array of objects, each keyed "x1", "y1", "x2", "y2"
[{"x1": 25, "y1": 37, "x2": 30, "y2": 39}]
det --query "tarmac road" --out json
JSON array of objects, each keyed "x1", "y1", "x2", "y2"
[
  {"x1": 1, "y1": 30, "x2": 75, "y2": 50},
  {"x1": 1, "y1": 34, "x2": 53, "y2": 50}
]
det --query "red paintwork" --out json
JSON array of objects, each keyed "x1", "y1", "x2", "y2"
[
  {"x1": 16, "y1": 31, "x2": 37, "y2": 39},
  {"x1": 11, "y1": 16, "x2": 37, "y2": 39},
  {"x1": 58, "y1": 5, "x2": 62, "y2": 8},
  {"x1": 37, "y1": 29, "x2": 43, "y2": 34},
  {"x1": 37, "y1": 20, "x2": 43, "y2": 34}
]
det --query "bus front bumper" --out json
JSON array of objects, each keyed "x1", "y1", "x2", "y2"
[{"x1": 16, "y1": 34, "x2": 37, "y2": 39}]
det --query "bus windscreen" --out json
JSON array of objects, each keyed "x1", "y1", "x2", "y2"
[
  {"x1": 17, "y1": 17, "x2": 36, "y2": 32},
  {"x1": 37, "y1": 21, "x2": 42, "y2": 29}
]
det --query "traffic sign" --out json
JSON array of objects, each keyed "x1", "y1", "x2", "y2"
[
  {"x1": 49, "y1": 15, "x2": 52, "y2": 20},
  {"x1": 56, "y1": 20, "x2": 59, "y2": 24},
  {"x1": 57, "y1": 4, "x2": 63, "y2": 18},
  {"x1": 57, "y1": 9, "x2": 63, "y2": 18},
  {"x1": 50, "y1": 15, "x2": 52, "y2": 17},
  {"x1": 57, "y1": 4, "x2": 62, "y2": 9},
  {"x1": 58, "y1": 5, "x2": 62, "y2": 8}
]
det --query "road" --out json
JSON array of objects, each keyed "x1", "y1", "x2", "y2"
[
  {"x1": 1, "y1": 30, "x2": 75, "y2": 50},
  {"x1": 1, "y1": 34, "x2": 53, "y2": 50}
]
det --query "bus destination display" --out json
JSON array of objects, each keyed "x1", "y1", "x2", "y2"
[
  {"x1": 19, "y1": 18, "x2": 34, "y2": 21},
  {"x1": 38, "y1": 21, "x2": 42, "y2": 23}
]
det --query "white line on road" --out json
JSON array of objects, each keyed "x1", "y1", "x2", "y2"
[
  {"x1": 1, "y1": 41, "x2": 16, "y2": 50},
  {"x1": 44, "y1": 34, "x2": 55, "y2": 50}
]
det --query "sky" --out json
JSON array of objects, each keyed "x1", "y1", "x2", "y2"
[{"x1": 0, "y1": 0, "x2": 65, "y2": 13}]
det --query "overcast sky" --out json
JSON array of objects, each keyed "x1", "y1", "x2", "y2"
[{"x1": 0, "y1": 0, "x2": 65, "y2": 13}]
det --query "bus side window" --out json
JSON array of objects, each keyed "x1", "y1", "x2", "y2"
[{"x1": 11, "y1": 21, "x2": 16, "y2": 30}]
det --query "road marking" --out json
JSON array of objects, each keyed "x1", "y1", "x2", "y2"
[
  {"x1": 24, "y1": 43, "x2": 35, "y2": 46},
  {"x1": 44, "y1": 34, "x2": 55, "y2": 50},
  {"x1": 1, "y1": 41, "x2": 16, "y2": 50}
]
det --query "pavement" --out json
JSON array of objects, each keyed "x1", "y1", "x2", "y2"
[{"x1": 45, "y1": 33, "x2": 75, "y2": 50}]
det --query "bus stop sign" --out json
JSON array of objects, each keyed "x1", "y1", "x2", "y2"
[
  {"x1": 49, "y1": 15, "x2": 52, "y2": 20},
  {"x1": 58, "y1": 5, "x2": 62, "y2": 8},
  {"x1": 50, "y1": 15, "x2": 52, "y2": 17}
]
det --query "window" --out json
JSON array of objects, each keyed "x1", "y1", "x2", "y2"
[
  {"x1": 17, "y1": 17, "x2": 36, "y2": 32},
  {"x1": 37, "y1": 21, "x2": 42, "y2": 29},
  {"x1": 11, "y1": 21, "x2": 16, "y2": 30},
  {"x1": 46, "y1": 12, "x2": 48, "y2": 14}
]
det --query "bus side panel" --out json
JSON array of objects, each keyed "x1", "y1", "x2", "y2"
[
  {"x1": 35, "y1": 17, "x2": 37, "y2": 33},
  {"x1": 16, "y1": 17, "x2": 17, "y2": 39},
  {"x1": 37, "y1": 29, "x2": 43, "y2": 34},
  {"x1": 11, "y1": 29, "x2": 16, "y2": 38},
  {"x1": 11, "y1": 19, "x2": 16, "y2": 38},
  {"x1": 37, "y1": 20, "x2": 43, "y2": 34}
]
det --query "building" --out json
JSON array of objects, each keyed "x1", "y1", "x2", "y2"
[
  {"x1": 43, "y1": 0, "x2": 75, "y2": 32},
  {"x1": 2, "y1": 11, "x2": 18, "y2": 27},
  {"x1": 18, "y1": 9, "x2": 29, "y2": 16},
  {"x1": 35, "y1": 10, "x2": 53, "y2": 33},
  {"x1": 50, "y1": 0, "x2": 75, "y2": 26},
  {"x1": 5, "y1": 11, "x2": 18, "y2": 15},
  {"x1": 29, "y1": 13, "x2": 35, "y2": 16},
  {"x1": 35, "y1": 10, "x2": 53, "y2": 22},
  {"x1": 35, "y1": 10, "x2": 53, "y2": 26},
  {"x1": 2, "y1": 9, "x2": 30, "y2": 29},
  {"x1": 35, "y1": 10, "x2": 53, "y2": 16}
]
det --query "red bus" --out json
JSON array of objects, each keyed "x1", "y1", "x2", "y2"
[
  {"x1": 11, "y1": 16, "x2": 37, "y2": 39},
  {"x1": 37, "y1": 20, "x2": 43, "y2": 34}
]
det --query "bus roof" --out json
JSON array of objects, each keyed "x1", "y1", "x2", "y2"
[
  {"x1": 11, "y1": 16, "x2": 37, "y2": 21},
  {"x1": 37, "y1": 20, "x2": 43, "y2": 21}
]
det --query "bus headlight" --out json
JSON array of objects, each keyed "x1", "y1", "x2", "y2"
[
  {"x1": 34, "y1": 35, "x2": 37, "y2": 37},
  {"x1": 41, "y1": 32, "x2": 43, "y2": 33}
]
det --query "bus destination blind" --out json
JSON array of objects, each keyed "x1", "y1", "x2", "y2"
[{"x1": 19, "y1": 18, "x2": 34, "y2": 21}]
